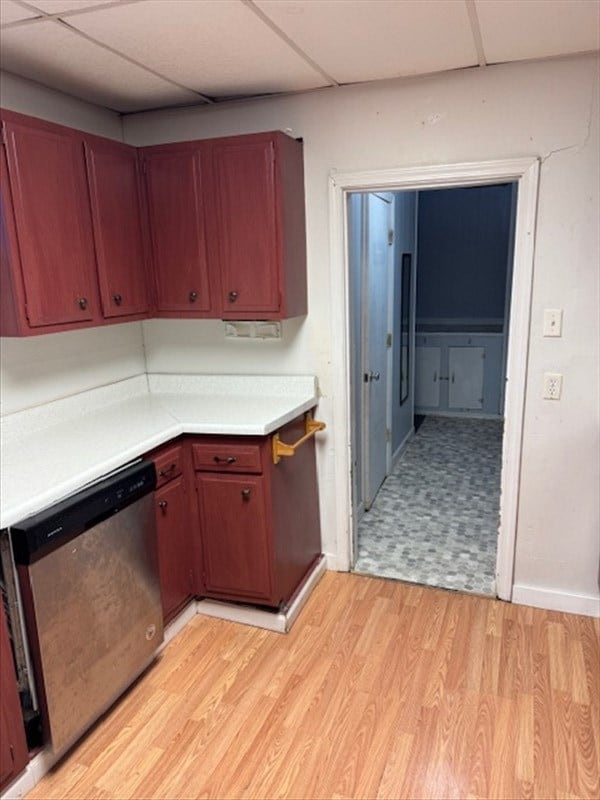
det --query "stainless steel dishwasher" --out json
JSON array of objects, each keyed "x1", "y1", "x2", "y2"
[{"x1": 11, "y1": 460, "x2": 163, "y2": 758}]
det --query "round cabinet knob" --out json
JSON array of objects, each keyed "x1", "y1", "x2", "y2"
[
  {"x1": 112, "y1": 293, "x2": 123, "y2": 306},
  {"x1": 77, "y1": 297, "x2": 88, "y2": 310},
  {"x1": 228, "y1": 290, "x2": 238, "y2": 303},
  {"x1": 189, "y1": 291, "x2": 198, "y2": 302},
  {"x1": 241, "y1": 488, "x2": 251, "y2": 501},
  {"x1": 158, "y1": 500, "x2": 168, "y2": 510}
]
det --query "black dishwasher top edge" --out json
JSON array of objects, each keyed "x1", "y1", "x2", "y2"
[{"x1": 11, "y1": 460, "x2": 157, "y2": 566}]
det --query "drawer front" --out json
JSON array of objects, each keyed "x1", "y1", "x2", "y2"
[
  {"x1": 192, "y1": 442, "x2": 262, "y2": 474},
  {"x1": 153, "y1": 444, "x2": 184, "y2": 487}
]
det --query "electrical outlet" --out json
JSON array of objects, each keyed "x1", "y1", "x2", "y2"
[{"x1": 543, "y1": 372, "x2": 563, "y2": 400}]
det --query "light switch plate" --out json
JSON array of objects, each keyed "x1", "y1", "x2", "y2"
[{"x1": 543, "y1": 309, "x2": 563, "y2": 337}]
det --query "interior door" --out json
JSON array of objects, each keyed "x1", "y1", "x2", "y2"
[
  {"x1": 448, "y1": 346, "x2": 485, "y2": 409},
  {"x1": 364, "y1": 193, "x2": 392, "y2": 508}
]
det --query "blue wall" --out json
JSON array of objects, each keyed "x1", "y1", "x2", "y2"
[{"x1": 416, "y1": 184, "x2": 515, "y2": 324}]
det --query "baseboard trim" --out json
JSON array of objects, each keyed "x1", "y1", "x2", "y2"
[
  {"x1": 414, "y1": 410, "x2": 503, "y2": 420},
  {"x1": 392, "y1": 427, "x2": 414, "y2": 469},
  {"x1": 512, "y1": 584, "x2": 600, "y2": 618},
  {"x1": 196, "y1": 555, "x2": 327, "y2": 633}
]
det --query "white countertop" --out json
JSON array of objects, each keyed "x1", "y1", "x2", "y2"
[{"x1": 0, "y1": 374, "x2": 319, "y2": 528}]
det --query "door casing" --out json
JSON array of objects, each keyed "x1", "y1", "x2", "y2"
[{"x1": 328, "y1": 158, "x2": 539, "y2": 601}]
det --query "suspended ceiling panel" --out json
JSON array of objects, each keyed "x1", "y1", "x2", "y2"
[
  {"x1": 0, "y1": 1, "x2": 40, "y2": 24},
  {"x1": 475, "y1": 0, "x2": 600, "y2": 62},
  {"x1": 0, "y1": 19, "x2": 203, "y2": 112},
  {"x1": 67, "y1": 0, "x2": 329, "y2": 97},
  {"x1": 25, "y1": 1, "x2": 123, "y2": 12},
  {"x1": 254, "y1": 0, "x2": 479, "y2": 82}
]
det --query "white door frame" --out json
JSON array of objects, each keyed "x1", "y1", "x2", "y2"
[{"x1": 329, "y1": 158, "x2": 539, "y2": 600}]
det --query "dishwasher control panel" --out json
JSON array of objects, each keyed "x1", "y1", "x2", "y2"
[{"x1": 11, "y1": 460, "x2": 157, "y2": 565}]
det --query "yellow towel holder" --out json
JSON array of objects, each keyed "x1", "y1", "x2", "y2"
[{"x1": 272, "y1": 414, "x2": 326, "y2": 464}]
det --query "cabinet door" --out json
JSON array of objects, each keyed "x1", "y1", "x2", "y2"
[
  {"x1": 415, "y1": 346, "x2": 441, "y2": 408},
  {"x1": 0, "y1": 605, "x2": 28, "y2": 791},
  {"x1": 448, "y1": 347, "x2": 484, "y2": 410},
  {"x1": 212, "y1": 139, "x2": 280, "y2": 315},
  {"x1": 196, "y1": 473, "x2": 274, "y2": 604},
  {"x1": 143, "y1": 150, "x2": 211, "y2": 313},
  {"x1": 3, "y1": 119, "x2": 98, "y2": 327},
  {"x1": 155, "y1": 476, "x2": 195, "y2": 622},
  {"x1": 84, "y1": 139, "x2": 149, "y2": 319}
]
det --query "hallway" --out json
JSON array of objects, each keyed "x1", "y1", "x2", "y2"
[{"x1": 355, "y1": 416, "x2": 503, "y2": 596}]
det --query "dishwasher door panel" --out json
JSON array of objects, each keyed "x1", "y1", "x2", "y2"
[{"x1": 22, "y1": 493, "x2": 163, "y2": 756}]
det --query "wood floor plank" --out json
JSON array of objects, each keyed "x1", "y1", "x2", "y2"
[{"x1": 24, "y1": 573, "x2": 599, "y2": 800}]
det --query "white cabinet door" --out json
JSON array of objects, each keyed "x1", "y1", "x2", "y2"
[
  {"x1": 448, "y1": 347, "x2": 484, "y2": 409},
  {"x1": 415, "y1": 346, "x2": 441, "y2": 408}
]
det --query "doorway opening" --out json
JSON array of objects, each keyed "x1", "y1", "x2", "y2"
[
  {"x1": 349, "y1": 183, "x2": 516, "y2": 596},
  {"x1": 331, "y1": 159, "x2": 539, "y2": 600}
]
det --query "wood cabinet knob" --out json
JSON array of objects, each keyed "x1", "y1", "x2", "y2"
[
  {"x1": 158, "y1": 500, "x2": 168, "y2": 511},
  {"x1": 112, "y1": 293, "x2": 123, "y2": 306},
  {"x1": 77, "y1": 297, "x2": 88, "y2": 310},
  {"x1": 228, "y1": 290, "x2": 238, "y2": 302},
  {"x1": 189, "y1": 291, "x2": 198, "y2": 302},
  {"x1": 241, "y1": 488, "x2": 251, "y2": 500}
]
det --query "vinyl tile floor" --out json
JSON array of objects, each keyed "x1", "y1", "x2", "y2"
[{"x1": 354, "y1": 415, "x2": 503, "y2": 596}]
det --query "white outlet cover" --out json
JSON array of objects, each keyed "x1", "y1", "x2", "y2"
[{"x1": 543, "y1": 372, "x2": 563, "y2": 400}]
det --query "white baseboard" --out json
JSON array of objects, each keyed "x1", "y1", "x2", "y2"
[
  {"x1": 196, "y1": 555, "x2": 327, "y2": 633},
  {"x1": 415, "y1": 410, "x2": 503, "y2": 420},
  {"x1": 512, "y1": 584, "x2": 600, "y2": 618},
  {"x1": 392, "y1": 427, "x2": 414, "y2": 469}
]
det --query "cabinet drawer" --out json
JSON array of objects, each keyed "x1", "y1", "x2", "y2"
[
  {"x1": 192, "y1": 442, "x2": 262, "y2": 474},
  {"x1": 152, "y1": 444, "x2": 184, "y2": 487}
]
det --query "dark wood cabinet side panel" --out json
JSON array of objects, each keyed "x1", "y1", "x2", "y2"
[
  {"x1": 143, "y1": 150, "x2": 212, "y2": 314},
  {"x1": 3, "y1": 120, "x2": 100, "y2": 328},
  {"x1": 270, "y1": 416, "x2": 322, "y2": 604},
  {"x1": 213, "y1": 140, "x2": 280, "y2": 315},
  {"x1": 196, "y1": 473, "x2": 275, "y2": 604},
  {"x1": 84, "y1": 138, "x2": 150, "y2": 319},
  {"x1": 0, "y1": 604, "x2": 29, "y2": 791},
  {"x1": 276, "y1": 133, "x2": 308, "y2": 319}
]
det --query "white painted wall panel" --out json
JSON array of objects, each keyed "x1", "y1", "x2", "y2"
[
  {"x1": 1, "y1": 324, "x2": 146, "y2": 415},
  {"x1": 125, "y1": 54, "x2": 599, "y2": 608}
]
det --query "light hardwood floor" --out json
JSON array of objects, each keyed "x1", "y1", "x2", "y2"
[{"x1": 26, "y1": 572, "x2": 599, "y2": 800}]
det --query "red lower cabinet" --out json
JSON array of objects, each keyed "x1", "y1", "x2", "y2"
[
  {"x1": 149, "y1": 442, "x2": 198, "y2": 623},
  {"x1": 196, "y1": 473, "x2": 274, "y2": 604},
  {"x1": 147, "y1": 420, "x2": 322, "y2": 616},
  {"x1": 192, "y1": 420, "x2": 322, "y2": 609},
  {"x1": 0, "y1": 605, "x2": 28, "y2": 791}
]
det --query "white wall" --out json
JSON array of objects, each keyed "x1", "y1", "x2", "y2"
[
  {"x1": 0, "y1": 71, "x2": 147, "y2": 415},
  {"x1": 125, "y1": 54, "x2": 600, "y2": 612}
]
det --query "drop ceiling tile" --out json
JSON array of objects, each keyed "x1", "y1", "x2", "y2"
[
  {"x1": 26, "y1": 0, "x2": 123, "y2": 13},
  {"x1": 1, "y1": 0, "x2": 41, "y2": 25},
  {"x1": 68, "y1": 0, "x2": 330, "y2": 97},
  {"x1": 254, "y1": 0, "x2": 478, "y2": 83},
  {"x1": 475, "y1": 0, "x2": 600, "y2": 63},
  {"x1": 0, "y1": 20, "x2": 204, "y2": 111}
]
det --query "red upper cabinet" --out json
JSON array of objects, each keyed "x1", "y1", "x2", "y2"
[
  {"x1": 142, "y1": 146, "x2": 213, "y2": 315},
  {"x1": 209, "y1": 132, "x2": 307, "y2": 319},
  {"x1": 84, "y1": 136, "x2": 150, "y2": 319},
  {"x1": 1, "y1": 113, "x2": 100, "y2": 331}
]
